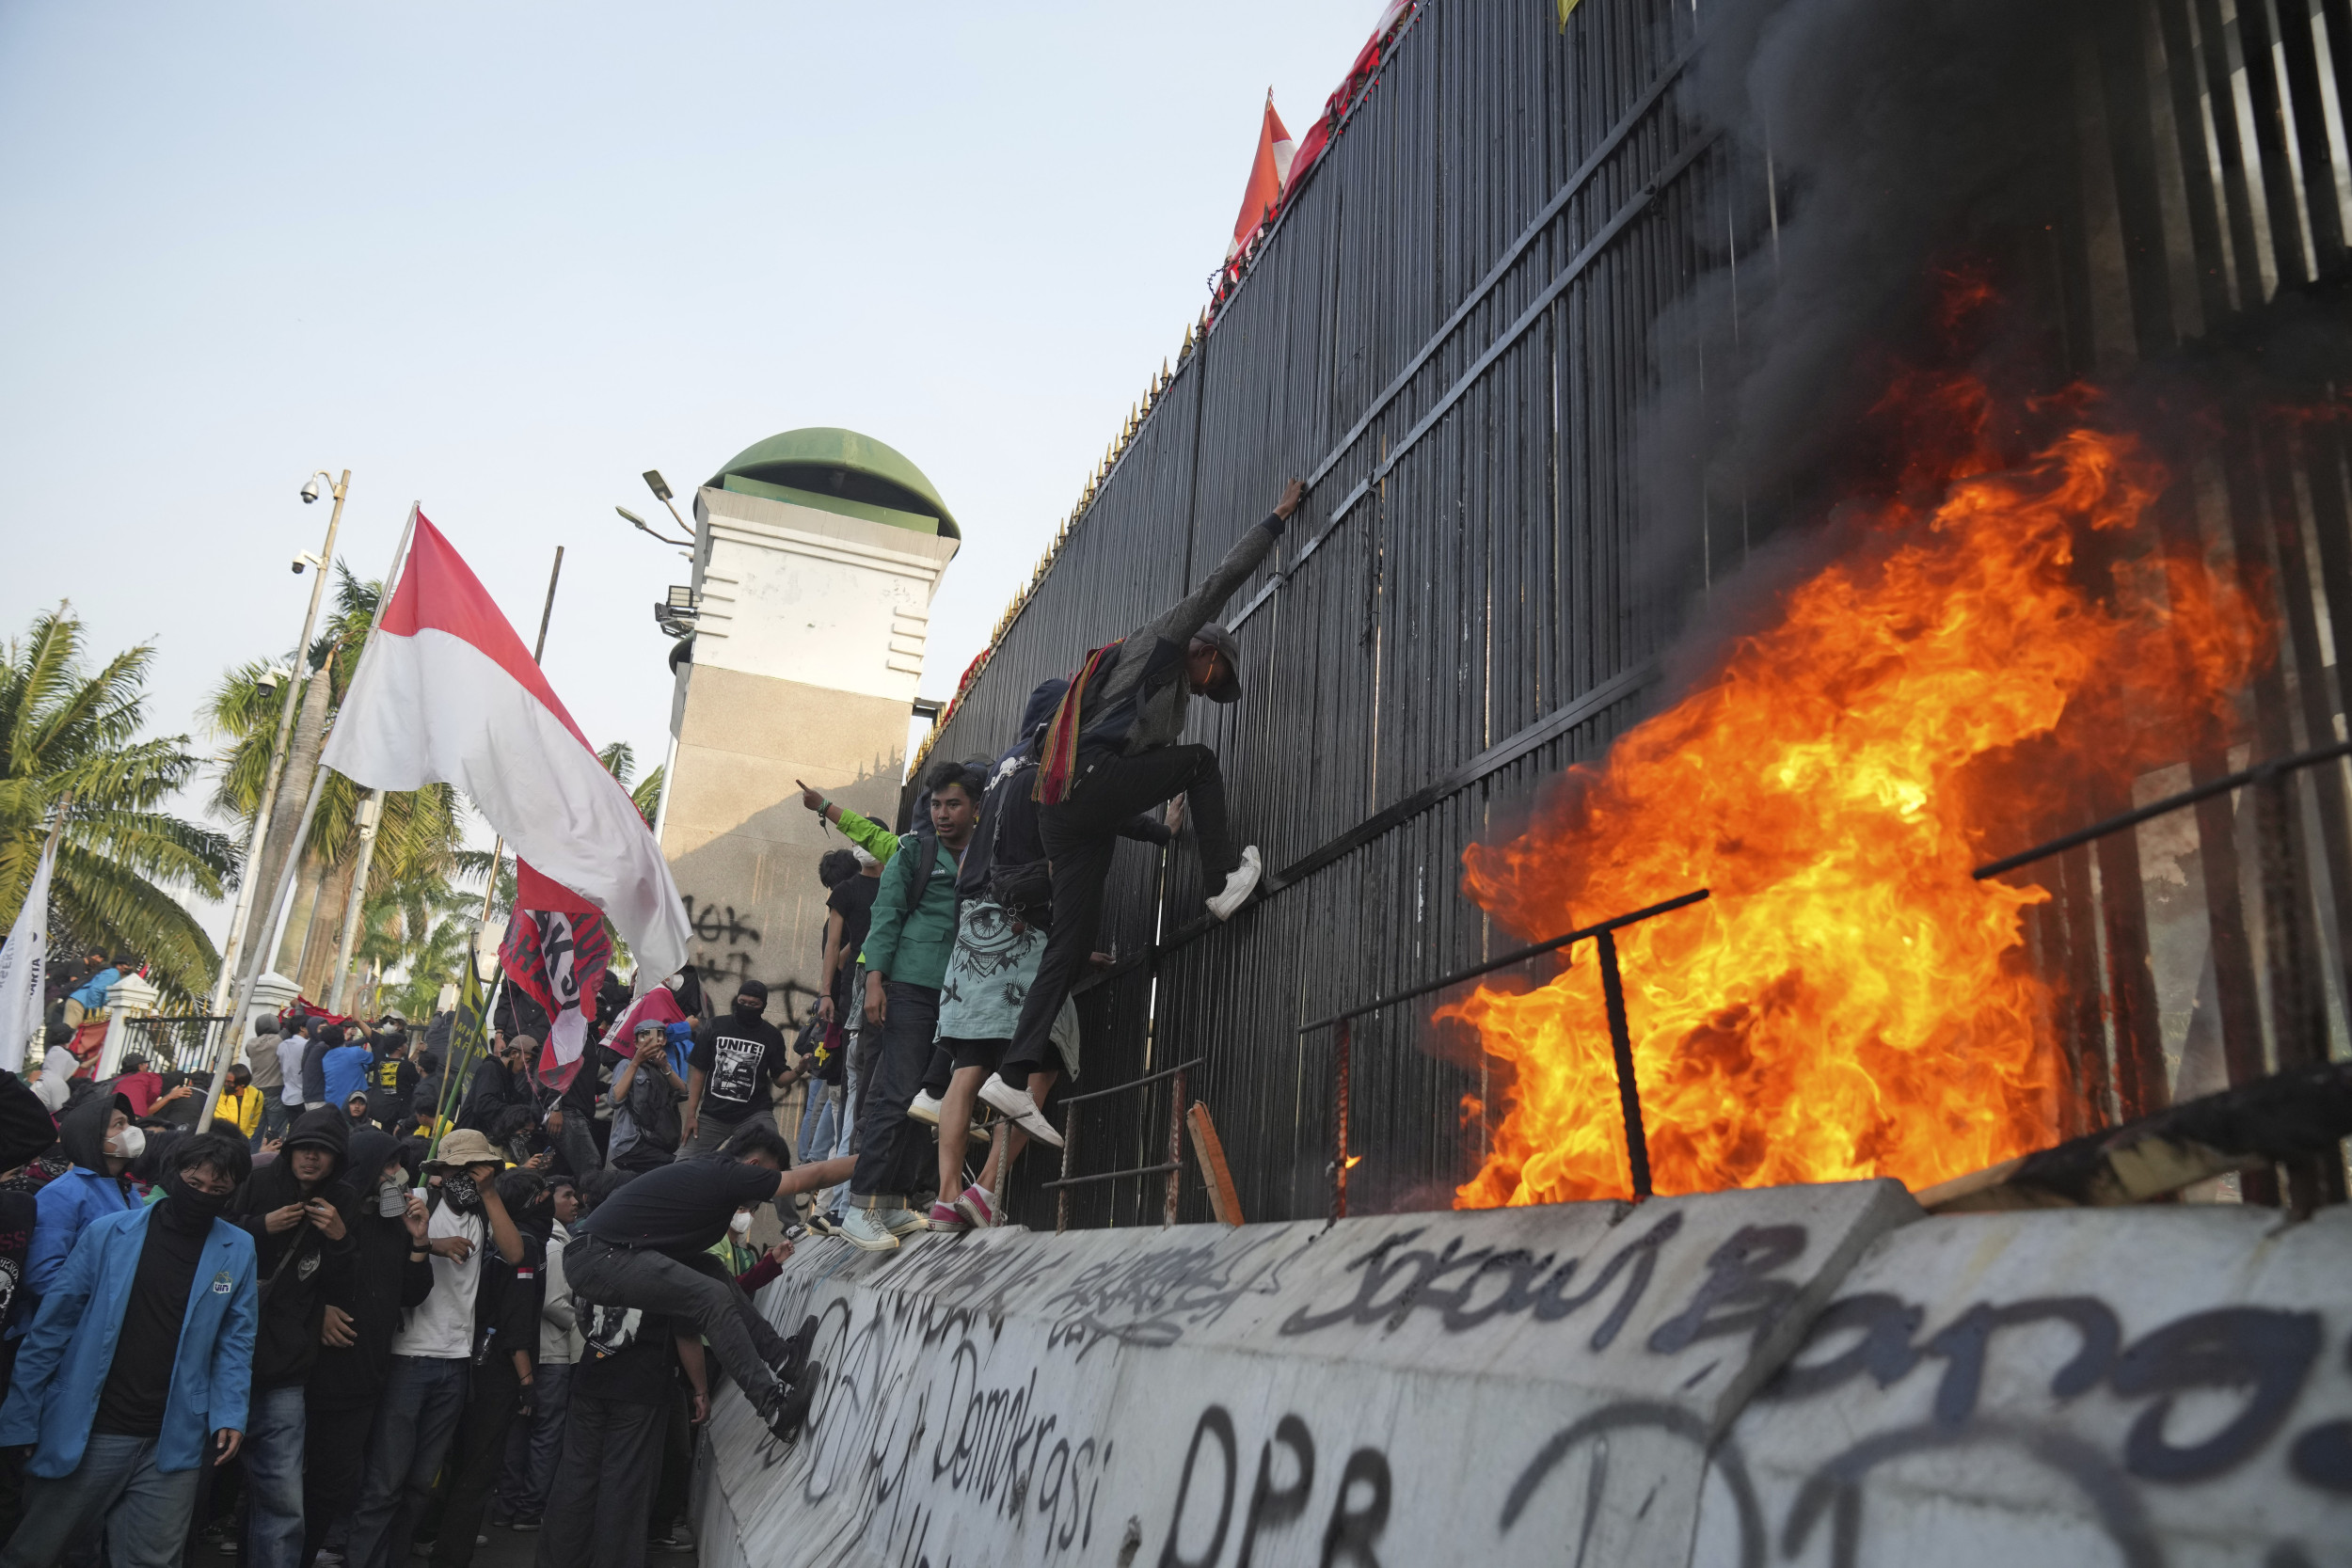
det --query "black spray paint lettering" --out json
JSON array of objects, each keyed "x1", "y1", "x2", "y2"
[
  {"x1": 687, "y1": 899, "x2": 762, "y2": 947},
  {"x1": 1771, "y1": 1290, "x2": 2345, "y2": 1492},
  {"x1": 1279, "y1": 1211, "x2": 1691, "y2": 1352},
  {"x1": 1645, "y1": 1224, "x2": 1805, "y2": 1354},
  {"x1": 1160, "y1": 1409, "x2": 1391, "y2": 1568}
]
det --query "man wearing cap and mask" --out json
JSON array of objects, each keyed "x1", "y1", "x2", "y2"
[
  {"x1": 0, "y1": 1132, "x2": 258, "y2": 1568},
  {"x1": 342, "y1": 1128, "x2": 525, "y2": 1568},
  {"x1": 986, "y1": 477, "x2": 1304, "y2": 1140},
  {"x1": 678, "y1": 980, "x2": 795, "y2": 1160}
]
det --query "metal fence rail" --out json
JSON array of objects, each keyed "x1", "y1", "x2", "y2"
[{"x1": 914, "y1": 0, "x2": 2352, "y2": 1227}]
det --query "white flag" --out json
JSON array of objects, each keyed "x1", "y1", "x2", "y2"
[{"x1": 0, "y1": 835, "x2": 57, "y2": 1073}]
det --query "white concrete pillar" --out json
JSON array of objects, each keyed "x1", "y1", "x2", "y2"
[{"x1": 96, "y1": 973, "x2": 160, "y2": 1078}]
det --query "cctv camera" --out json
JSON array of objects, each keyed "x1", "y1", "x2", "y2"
[
  {"x1": 292, "y1": 559, "x2": 308, "y2": 576},
  {"x1": 300, "y1": 477, "x2": 323, "y2": 504}
]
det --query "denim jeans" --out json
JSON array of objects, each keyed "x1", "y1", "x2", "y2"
[
  {"x1": 847, "y1": 983, "x2": 941, "y2": 1206},
  {"x1": 241, "y1": 1384, "x2": 306, "y2": 1568},
  {"x1": 566, "y1": 1237, "x2": 789, "y2": 1412},
  {"x1": 257, "y1": 1098, "x2": 293, "y2": 1148},
  {"x1": 496, "y1": 1361, "x2": 571, "y2": 1521},
  {"x1": 824, "y1": 1000, "x2": 869, "y2": 1220},
  {"x1": 342, "y1": 1355, "x2": 469, "y2": 1568},
  {"x1": 795, "y1": 1080, "x2": 838, "y2": 1163},
  {"x1": 0, "y1": 1433, "x2": 202, "y2": 1568}
]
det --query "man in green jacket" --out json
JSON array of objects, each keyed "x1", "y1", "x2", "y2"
[{"x1": 835, "y1": 758, "x2": 984, "y2": 1252}]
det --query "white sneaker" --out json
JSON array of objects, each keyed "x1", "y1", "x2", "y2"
[
  {"x1": 839, "y1": 1208, "x2": 900, "y2": 1252},
  {"x1": 908, "y1": 1090, "x2": 943, "y2": 1125},
  {"x1": 978, "y1": 1077, "x2": 1065, "y2": 1148},
  {"x1": 879, "y1": 1205, "x2": 930, "y2": 1237},
  {"x1": 1206, "y1": 846, "x2": 1263, "y2": 920}
]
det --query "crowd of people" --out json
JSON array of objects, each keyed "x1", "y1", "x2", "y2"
[{"x1": 0, "y1": 475, "x2": 1302, "y2": 1567}]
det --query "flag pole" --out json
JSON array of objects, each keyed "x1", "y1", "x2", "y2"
[
  {"x1": 198, "y1": 760, "x2": 333, "y2": 1130},
  {"x1": 1, "y1": 795, "x2": 73, "y2": 1075},
  {"x1": 324, "y1": 503, "x2": 422, "y2": 1013},
  {"x1": 427, "y1": 544, "x2": 564, "y2": 1161}
]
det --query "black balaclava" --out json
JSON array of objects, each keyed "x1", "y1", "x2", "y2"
[
  {"x1": 160, "y1": 1164, "x2": 228, "y2": 1233},
  {"x1": 733, "y1": 979, "x2": 769, "y2": 1019}
]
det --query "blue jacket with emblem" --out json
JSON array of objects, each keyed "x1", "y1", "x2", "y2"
[
  {"x1": 0, "y1": 1204, "x2": 259, "y2": 1477},
  {"x1": 25, "y1": 1094, "x2": 139, "y2": 1305}
]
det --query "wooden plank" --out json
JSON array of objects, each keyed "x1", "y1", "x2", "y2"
[{"x1": 1186, "y1": 1102, "x2": 1245, "y2": 1227}]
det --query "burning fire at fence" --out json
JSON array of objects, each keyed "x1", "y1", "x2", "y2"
[{"x1": 1444, "y1": 307, "x2": 2274, "y2": 1209}]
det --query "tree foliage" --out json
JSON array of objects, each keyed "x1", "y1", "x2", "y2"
[{"x1": 0, "y1": 610, "x2": 237, "y2": 1000}]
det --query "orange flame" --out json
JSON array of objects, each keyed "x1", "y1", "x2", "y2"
[{"x1": 1446, "y1": 370, "x2": 2263, "y2": 1208}]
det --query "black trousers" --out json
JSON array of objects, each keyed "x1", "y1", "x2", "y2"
[
  {"x1": 301, "y1": 1396, "x2": 375, "y2": 1566},
  {"x1": 1002, "y1": 745, "x2": 1234, "y2": 1076},
  {"x1": 846, "y1": 983, "x2": 941, "y2": 1204},
  {"x1": 532, "y1": 1394, "x2": 665, "y2": 1568},
  {"x1": 423, "y1": 1361, "x2": 524, "y2": 1568}
]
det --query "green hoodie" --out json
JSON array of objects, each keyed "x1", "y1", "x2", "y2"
[{"x1": 859, "y1": 833, "x2": 963, "y2": 991}]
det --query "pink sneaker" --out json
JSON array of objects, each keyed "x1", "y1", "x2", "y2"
[
  {"x1": 925, "y1": 1201, "x2": 969, "y2": 1233},
  {"x1": 954, "y1": 1185, "x2": 997, "y2": 1229}
]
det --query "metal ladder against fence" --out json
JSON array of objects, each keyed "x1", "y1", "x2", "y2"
[{"x1": 1038, "y1": 1056, "x2": 1201, "y2": 1233}]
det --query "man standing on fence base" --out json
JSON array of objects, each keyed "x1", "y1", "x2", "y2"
[{"x1": 987, "y1": 478, "x2": 1305, "y2": 1141}]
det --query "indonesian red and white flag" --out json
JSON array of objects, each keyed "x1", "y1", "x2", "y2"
[
  {"x1": 1228, "y1": 93, "x2": 1295, "y2": 260},
  {"x1": 323, "y1": 515, "x2": 691, "y2": 986}
]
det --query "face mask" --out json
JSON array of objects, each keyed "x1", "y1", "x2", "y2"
[
  {"x1": 164, "y1": 1170, "x2": 228, "y2": 1228},
  {"x1": 107, "y1": 1125, "x2": 145, "y2": 1161},
  {"x1": 733, "y1": 1001, "x2": 763, "y2": 1020},
  {"x1": 729, "y1": 1211, "x2": 753, "y2": 1237},
  {"x1": 378, "y1": 1173, "x2": 407, "y2": 1217},
  {"x1": 443, "y1": 1172, "x2": 483, "y2": 1212}
]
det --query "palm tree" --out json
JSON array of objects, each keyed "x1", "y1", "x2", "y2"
[
  {"x1": 596, "y1": 740, "x2": 664, "y2": 827},
  {"x1": 203, "y1": 567, "x2": 470, "y2": 994},
  {"x1": 0, "y1": 609, "x2": 238, "y2": 1000}
]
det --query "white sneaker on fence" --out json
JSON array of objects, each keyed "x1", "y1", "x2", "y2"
[
  {"x1": 840, "y1": 1208, "x2": 900, "y2": 1252},
  {"x1": 978, "y1": 1078, "x2": 1065, "y2": 1148},
  {"x1": 1206, "y1": 846, "x2": 1263, "y2": 921},
  {"x1": 908, "y1": 1090, "x2": 943, "y2": 1125}
]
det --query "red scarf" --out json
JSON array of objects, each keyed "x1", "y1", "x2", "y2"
[{"x1": 1035, "y1": 642, "x2": 1120, "y2": 804}]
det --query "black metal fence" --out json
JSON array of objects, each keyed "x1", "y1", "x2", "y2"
[{"x1": 915, "y1": 0, "x2": 2352, "y2": 1227}]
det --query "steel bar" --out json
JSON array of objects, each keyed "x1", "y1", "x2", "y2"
[
  {"x1": 1332, "y1": 1020, "x2": 1352, "y2": 1223},
  {"x1": 1165, "y1": 1069, "x2": 1187, "y2": 1227},
  {"x1": 1040, "y1": 1161, "x2": 1179, "y2": 1192},
  {"x1": 1296, "y1": 888, "x2": 1709, "y2": 1034},
  {"x1": 1973, "y1": 736, "x2": 2352, "y2": 879},
  {"x1": 1058, "y1": 1056, "x2": 1204, "y2": 1105},
  {"x1": 1594, "y1": 928, "x2": 1653, "y2": 1201}
]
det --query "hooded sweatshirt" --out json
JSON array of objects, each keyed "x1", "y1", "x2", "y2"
[
  {"x1": 25, "y1": 1094, "x2": 136, "y2": 1304},
  {"x1": 1073, "y1": 515, "x2": 1281, "y2": 757},
  {"x1": 308, "y1": 1127, "x2": 434, "y2": 1411},
  {"x1": 228, "y1": 1107, "x2": 355, "y2": 1389}
]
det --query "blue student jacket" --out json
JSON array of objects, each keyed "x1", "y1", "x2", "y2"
[
  {"x1": 0, "y1": 1206, "x2": 259, "y2": 1477},
  {"x1": 27, "y1": 1165, "x2": 136, "y2": 1299}
]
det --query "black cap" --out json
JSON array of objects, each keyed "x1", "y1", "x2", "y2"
[{"x1": 1194, "y1": 622, "x2": 1243, "y2": 703}]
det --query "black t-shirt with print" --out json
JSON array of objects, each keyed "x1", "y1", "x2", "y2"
[
  {"x1": 575, "y1": 1307, "x2": 680, "y2": 1405},
  {"x1": 687, "y1": 1016, "x2": 789, "y2": 1125}
]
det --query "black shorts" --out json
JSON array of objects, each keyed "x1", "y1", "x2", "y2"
[{"x1": 941, "y1": 1037, "x2": 1009, "y2": 1074}]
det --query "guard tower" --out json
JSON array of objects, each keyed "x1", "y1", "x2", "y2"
[{"x1": 658, "y1": 428, "x2": 961, "y2": 1000}]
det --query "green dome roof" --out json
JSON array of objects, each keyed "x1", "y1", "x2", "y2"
[{"x1": 708, "y1": 427, "x2": 958, "y2": 540}]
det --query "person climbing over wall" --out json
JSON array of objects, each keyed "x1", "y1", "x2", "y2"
[{"x1": 985, "y1": 477, "x2": 1305, "y2": 1143}]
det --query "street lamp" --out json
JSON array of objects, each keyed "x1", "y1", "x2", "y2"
[{"x1": 207, "y1": 469, "x2": 352, "y2": 1022}]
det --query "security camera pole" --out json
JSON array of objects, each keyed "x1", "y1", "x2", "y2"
[{"x1": 205, "y1": 468, "x2": 351, "y2": 1023}]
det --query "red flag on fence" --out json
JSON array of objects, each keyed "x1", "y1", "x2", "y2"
[{"x1": 1228, "y1": 92, "x2": 1295, "y2": 261}]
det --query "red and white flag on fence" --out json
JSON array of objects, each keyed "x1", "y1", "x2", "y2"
[
  {"x1": 323, "y1": 515, "x2": 692, "y2": 1001},
  {"x1": 1228, "y1": 92, "x2": 1295, "y2": 261}
]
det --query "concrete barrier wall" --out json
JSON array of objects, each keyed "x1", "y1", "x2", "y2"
[{"x1": 693, "y1": 1185, "x2": 2352, "y2": 1568}]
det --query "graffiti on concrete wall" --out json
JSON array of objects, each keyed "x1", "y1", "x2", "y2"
[{"x1": 699, "y1": 1196, "x2": 2352, "y2": 1568}]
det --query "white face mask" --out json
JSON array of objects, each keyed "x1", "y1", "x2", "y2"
[
  {"x1": 108, "y1": 1125, "x2": 145, "y2": 1161},
  {"x1": 729, "y1": 1211, "x2": 753, "y2": 1238}
]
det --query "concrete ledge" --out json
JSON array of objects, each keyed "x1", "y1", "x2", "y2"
[
  {"x1": 697, "y1": 1180, "x2": 1919, "y2": 1566},
  {"x1": 695, "y1": 1186, "x2": 2350, "y2": 1566}
]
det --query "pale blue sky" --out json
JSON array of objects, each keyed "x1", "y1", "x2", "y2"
[{"x1": 0, "y1": 0, "x2": 1375, "y2": 941}]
